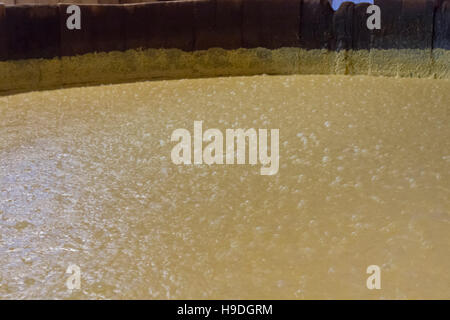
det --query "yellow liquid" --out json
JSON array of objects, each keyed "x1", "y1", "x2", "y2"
[{"x1": 0, "y1": 75, "x2": 449, "y2": 299}]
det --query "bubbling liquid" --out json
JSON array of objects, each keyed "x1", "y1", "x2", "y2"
[{"x1": 0, "y1": 75, "x2": 449, "y2": 299}]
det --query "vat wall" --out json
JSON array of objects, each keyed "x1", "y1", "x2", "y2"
[{"x1": 0, "y1": 0, "x2": 449, "y2": 93}]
